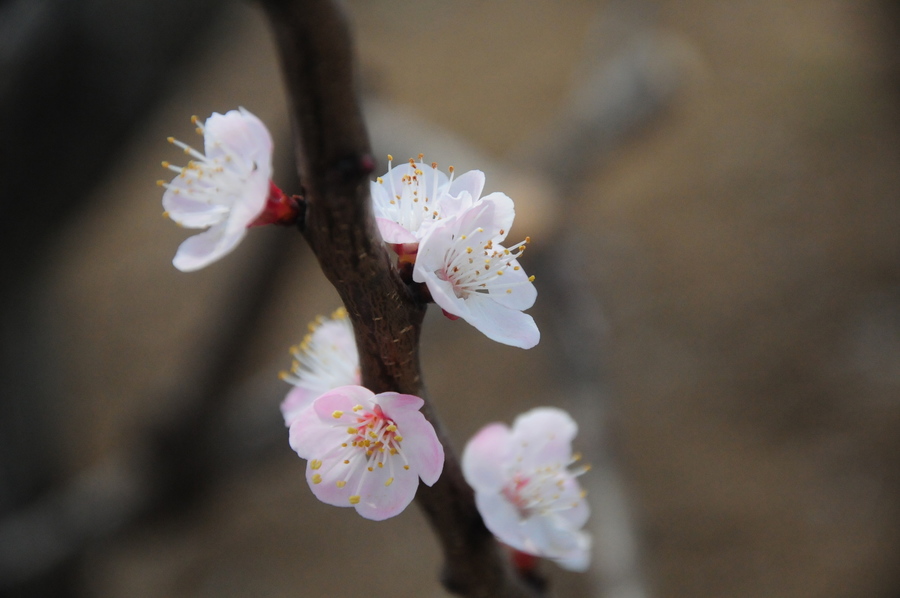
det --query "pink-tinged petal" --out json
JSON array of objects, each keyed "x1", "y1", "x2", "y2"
[
  {"x1": 378, "y1": 393, "x2": 443, "y2": 486},
  {"x1": 288, "y1": 407, "x2": 347, "y2": 459},
  {"x1": 447, "y1": 169, "x2": 485, "y2": 202},
  {"x1": 172, "y1": 224, "x2": 245, "y2": 272},
  {"x1": 280, "y1": 386, "x2": 318, "y2": 427},
  {"x1": 353, "y1": 463, "x2": 420, "y2": 521},
  {"x1": 376, "y1": 218, "x2": 418, "y2": 244},
  {"x1": 311, "y1": 386, "x2": 374, "y2": 420},
  {"x1": 305, "y1": 459, "x2": 355, "y2": 507},
  {"x1": 376, "y1": 392, "x2": 424, "y2": 415},
  {"x1": 462, "y1": 423, "x2": 512, "y2": 492},
  {"x1": 465, "y1": 296, "x2": 540, "y2": 349},
  {"x1": 395, "y1": 418, "x2": 444, "y2": 486},
  {"x1": 475, "y1": 492, "x2": 528, "y2": 550}
]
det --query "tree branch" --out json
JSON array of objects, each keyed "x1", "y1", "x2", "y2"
[{"x1": 258, "y1": 0, "x2": 542, "y2": 595}]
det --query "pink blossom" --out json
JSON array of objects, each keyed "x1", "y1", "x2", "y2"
[
  {"x1": 462, "y1": 407, "x2": 591, "y2": 571},
  {"x1": 279, "y1": 307, "x2": 360, "y2": 426},
  {"x1": 290, "y1": 386, "x2": 444, "y2": 521},
  {"x1": 413, "y1": 195, "x2": 539, "y2": 348},
  {"x1": 159, "y1": 107, "x2": 274, "y2": 271}
]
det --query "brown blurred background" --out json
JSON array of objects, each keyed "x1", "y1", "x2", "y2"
[{"x1": 2, "y1": 0, "x2": 900, "y2": 596}]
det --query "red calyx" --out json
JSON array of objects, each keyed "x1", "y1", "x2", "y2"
[{"x1": 250, "y1": 181, "x2": 302, "y2": 227}]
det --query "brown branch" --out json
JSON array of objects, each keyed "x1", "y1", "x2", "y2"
[{"x1": 258, "y1": 0, "x2": 543, "y2": 596}]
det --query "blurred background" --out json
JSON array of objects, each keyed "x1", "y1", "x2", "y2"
[{"x1": 2, "y1": 0, "x2": 900, "y2": 596}]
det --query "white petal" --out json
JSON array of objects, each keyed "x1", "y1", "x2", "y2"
[
  {"x1": 447, "y1": 169, "x2": 485, "y2": 203},
  {"x1": 464, "y1": 295, "x2": 540, "y2": 349},
  {"x1": 172, "y1": 224, "x2": 245, "y2": 272}
]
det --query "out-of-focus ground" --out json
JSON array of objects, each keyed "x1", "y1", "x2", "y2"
[{"x1": 4, "y1": 0, "x2": 900, "y2": 596}]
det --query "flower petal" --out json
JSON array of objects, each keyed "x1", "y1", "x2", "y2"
[
  {"x1": 352, "y1": 462, "x2": 420, "y2": 521},
  {"x1": 464, "y1": 295, "x2": 540, "y2": 349},
  {"x1": 462, "y1": 423, "x2": 512, "y2": 492},
  {"x1": 447, "y1": 169, "x2": 485, "y2": 202},
  {"x1": 172, "y1": 223, "x2": 245, "y2": 272},
  {"x1": 280, "y1": 386, "x2": 318, "y2": 427}
]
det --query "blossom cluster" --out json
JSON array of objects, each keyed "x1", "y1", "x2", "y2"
[
  {"x1": 158, "y1": 111, "x2": 589, "y2": 571},
  {"x1": 372, "y1": 156, "x2": 539, "y2": 349}
]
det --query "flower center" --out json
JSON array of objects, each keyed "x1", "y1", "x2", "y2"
[
  {"x1": 502, "y1": 453, "x2": 590, "y2": 518},
  {"x1": 311, "y1": 404, "x2": 411, "y2": 505},
  {"x1": 378, "y1": 155, "x2": 455, "y2": 235},
  {"x1": 158, "y1": 121, "x2": 257, "y2": 223},
  {"x1": 438, "y1": 232, "x2": 531, "y2": 299}
]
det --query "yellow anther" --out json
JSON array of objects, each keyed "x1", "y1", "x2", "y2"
[
  {"x1": 336, "y1": 480, "x2": 347, "y2": 488},
  {"x1": 367, "y1": 466, "x2": 373, "y2": 472},
  {"x1": 525, "y1": 236, "x2": 531, "y2": 243},
  {"x1": 195, "y1": 127, "x2": 203, "y2": 134},
  {"x1": 529, "y1": 275, "x2": 536, "y2": 282},
  {"x1": 385, "y1": 477, "x2": 394, "y2": 487},
  {"x1": 343, "y1": 459, "x2": 350, "y2": 464},
  {"x1": 466, "y1": 247, "x2": 473, "y2": 254},
  {"x1": 514, "y1": 266, "x2": 520, "y2": 271},
  {"x1": 162, "y1": 211, "x2": 170, "y2": 219},
  {"x1": 349, "y1": 495, "x2": 361, "y2": 505},
  {"x1": 347, "y1": 427, "x2": 358, "y2": 434},
  {"x1": 378, "y1": 462, "x2": 384, "y2": 468},
  {"x1": 417, "y1": 153, "x2": 424, "y2": 160},
  {"x1": 310, "y1": 459, "x2": 323, "y2": 470},
  {"x1": 341, "y1": 443, "x2": 348, "y2": 447},
  {"x1": 497, "y1": 270, "x2": 504, "y2": 276},
  {"x1": 161, "y1": 160, "x2": 170, "y2": 168},
  {"x1": 167, "y1": 136, "x2": 175, "y2": 143},
  {"x1": 368, "y1": 431, "x2": 377, "y2": 439},
  {"x1": 449, "y1": 165, "x2": 455, "y2": 173},
  {"x1": 387, "y1": 154, "x2": 393, "y2": 161},
  {"x1": 403, "y1": 465, "x2": 410, "y2": 470},
  {"x1": 506, "y1": 289, "x2": 512, "y2": 294},
  {"x1": 190, "y1": 115, "x2": 199, "y2": 124},
  {"x1": 352, "y1": 405, "x2": 363, "y2": 412},
  {"x1": 377, "y1": 177, "x2": 383, "y2": 184},
  {"x1": 332, "y1": 410, "x2": 344, "y2": 419},
  {"x1": 386, "y1": 425, "x2": 397, "y2": 432},
  {"x1": 156, "y1": 180, "x2": 165, "y2": 187},
  {"x1": 394, "y1": 435, "x2": 403, "y2": 442},
  {"x1": 312, "y1": 474, "x2": 322, "y2": 484}
]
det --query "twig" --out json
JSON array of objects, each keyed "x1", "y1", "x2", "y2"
[{"x1": 257, "y1": 1, "x2": 542, "y2": 596}]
